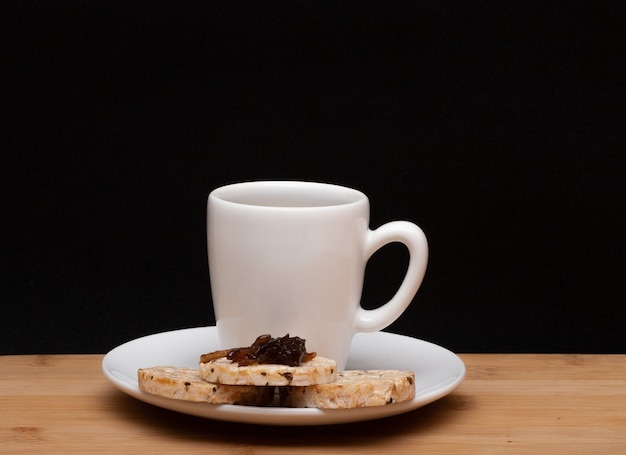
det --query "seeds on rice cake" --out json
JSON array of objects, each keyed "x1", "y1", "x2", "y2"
[
  {"x1": 138, "y1": 366, "x2": 275, "y2": 406},
  {"x1": 280, "y1": 369, "x2": 416, "y2": 409},
  {"x1": 199, "y1": 356, "x2": 337, "y2": 386}
]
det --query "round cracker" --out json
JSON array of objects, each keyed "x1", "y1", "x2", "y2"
[
  {"x1": 280, "y1": 369, "x2": 416, "y2": 409},
  {"x1": 138, "y1": 366, "x2": 275, "y2": 406},
  {"x1": 199, "y1": 356, "x2": 337, "y2": 386}
]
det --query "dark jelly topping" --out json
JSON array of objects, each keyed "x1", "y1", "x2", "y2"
[{"x1": 227, "y1": 334, "x2": 316, "y2": 367}]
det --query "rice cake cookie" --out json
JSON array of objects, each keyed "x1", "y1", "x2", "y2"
[
  {"x1": 138, "y1": 366, "x2": 275, "y2": 406},
  {"x1": 199, "y1": 356, "x2": 337, "y2": 386},
  {"x1": 280, "y1": 369, "x2": 415, "y2": 409}
]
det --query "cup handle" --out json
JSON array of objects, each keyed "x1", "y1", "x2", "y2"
[{"x1": 355, "y1": 221, "x2": 429, "y2": 332}]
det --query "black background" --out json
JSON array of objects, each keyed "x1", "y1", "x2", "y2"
[{"x1": 3, "y1": 1, "x2": 624, "y2": 354}]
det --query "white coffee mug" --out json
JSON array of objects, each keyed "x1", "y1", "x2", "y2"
[{"x1": 207, "y1": 181, "x2": 428, "y2": 370}]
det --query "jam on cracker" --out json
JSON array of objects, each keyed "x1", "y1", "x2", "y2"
[{"x1": 200, "y1": 334, "x2": 316, "y2": 367}]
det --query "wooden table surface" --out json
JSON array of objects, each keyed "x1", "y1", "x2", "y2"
[{"x1": 1, "y1": 354, "x2": 625, "y2": 454}]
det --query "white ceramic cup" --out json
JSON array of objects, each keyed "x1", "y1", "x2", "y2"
[{"x1": 207, "y1": 181, "x2": 428, "y2": 370}]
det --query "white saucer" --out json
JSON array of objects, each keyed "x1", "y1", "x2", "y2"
[{"x1": 102, "y1": 326, "x2": 465, "y2": 426}]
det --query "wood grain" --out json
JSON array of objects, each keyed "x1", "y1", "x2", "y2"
[{"x1": 1, "y1": 354, "x2": 625, "y2": 454}]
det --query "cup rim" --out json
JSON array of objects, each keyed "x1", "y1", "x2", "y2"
[{"x1": 209, "y1": 180, "x2": 367, "y2": 209}]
